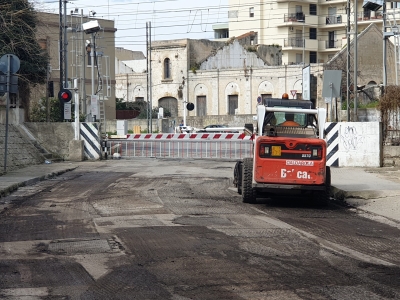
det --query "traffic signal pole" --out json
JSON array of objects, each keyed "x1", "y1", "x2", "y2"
[
  {"x1": 4, "y1": 55, "x2": 10, "y2": 173},
  {"x1": 74, "y1": 79, "x2": 80, "y2": 140}
]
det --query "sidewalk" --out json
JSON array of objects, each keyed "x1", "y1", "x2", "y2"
[
  {"x1": 331, "y1": 167, "x2": 400, "y2": 223},
  {"x1": 0, "y1": 162, "x2": 80, "y2": 197},
  {"x1": 1, "y1": 162, "x2": 400, "y2": 223}
]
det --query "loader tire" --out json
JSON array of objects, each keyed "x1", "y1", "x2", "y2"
[
  {"x1": 314, "y1": 166, "x2": 331, "y2": 205},
  {"x1": 323, "y1": 166, "x2": 331, "y2": 203},
  {"x1": 242, "y1": 158, "x2": 257, "y2": 204},
  {"x1": 234, "y1": 161, "x2": 243, "y2": 195}
]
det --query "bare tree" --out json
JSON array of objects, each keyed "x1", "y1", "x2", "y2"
[{"x1": 0, "y1": 0, "x2": 49, "y2": 120}]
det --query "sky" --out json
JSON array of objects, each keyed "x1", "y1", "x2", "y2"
[{"x1": 31, "y1": 0, "x2": 228, "y2": 54}]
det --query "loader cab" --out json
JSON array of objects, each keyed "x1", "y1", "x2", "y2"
[{"x1": 261, "y1": 98, "x2": 317, "y2": 137}]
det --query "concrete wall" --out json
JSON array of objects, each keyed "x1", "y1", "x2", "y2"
[
  {"x1": 24, "y1": 123, "x2": 75, "y2": 160},
  {"x1": 331, "y1": 122, "x2": 382, "y2": 167}
]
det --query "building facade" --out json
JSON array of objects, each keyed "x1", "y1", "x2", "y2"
[
  {"x1": 116, "y1": 37, "x2": 310, "y2": 121},
  {"x1": 227, "y1": 0, "x2": 397, "y2": 66},
  {"x1": 116, "y1": 23, "x2": 393, "y2": 125}
]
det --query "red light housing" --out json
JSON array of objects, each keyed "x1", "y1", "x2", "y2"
[{"x1": 58, "y1": 89, "x2": 72, "y2": 102}]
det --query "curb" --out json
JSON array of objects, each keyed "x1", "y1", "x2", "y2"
[{"x1": 0, "y1": 167, "x2": 78, "y2": 198}]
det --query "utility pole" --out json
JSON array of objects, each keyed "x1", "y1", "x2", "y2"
[
  {"x1": 81, "y1": 9, "x2": 87, "y2": 117},
  {"x1": 146, "y1": 22, "x2": 153, "y2": 133},
  {"x1": 59, "y1": 0, "x2": 64, "y2": 89},
  {"x1": 149, "y1": 21, "x2": 152, "y2": 133},
  {"x1": 346, "y1": 0, "x2": 356, "y2": 121},
  {"x1": 383, "y1": 1, "x2": 388, "y2": 87},
  {"x1": 59, "y1": 0, "x2": 69, "y2": 120},
  {"x1": 63, "y1": 0, "x2": 68, "y2": 88},
  {"x1": 353, "y1": 0, "x2": 358, "y2": 121}
]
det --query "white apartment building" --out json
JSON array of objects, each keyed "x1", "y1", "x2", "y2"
[{"x1": 227, "y1": 0, "x2": 399, "y2": 65}]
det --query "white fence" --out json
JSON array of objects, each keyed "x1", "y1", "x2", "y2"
[{"x1": 107, "y1": 139, "x2": 253, "y2": 160}]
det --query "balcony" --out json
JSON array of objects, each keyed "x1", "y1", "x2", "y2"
[
  {"x1": 319, "y1": 0, "x2": 347, "y2": 5},
  {"x1": 357, "y1": 11, "x2": 383, "y2": 21},
  {"x1": 326, "y1": 15, "x2": 342, "y2": 25},
  {"x1": 326, "y1": 40, "x2": 339, "y2": 49},
  {"x1": 319, "y1": 39, "x2": 342, "y2": 51},
  {"x1": 284, "y1": 12, "x2": 305, "y2": 23},
  {"x1": 284, "y1": 38, "x2": 304, "y2": 48},
  {"x1": 284, "y1": 38, "x2": 318, "y2": 51}
]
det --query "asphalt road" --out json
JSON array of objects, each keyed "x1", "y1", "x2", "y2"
[{"x1": 1, "y1": 159, "x2": 400, "y2": 299}]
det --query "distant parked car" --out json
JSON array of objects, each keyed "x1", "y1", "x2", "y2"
[
  {"x1": 197, "y1": 125, "x2": 238, "y2": 133},
  {"x1": 176, "y1": 125, "x2": 193, "y2": 133}
]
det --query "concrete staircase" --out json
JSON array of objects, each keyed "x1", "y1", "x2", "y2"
[{"x1": 0, "y1": 124, "x2": 46, "y2": 174}]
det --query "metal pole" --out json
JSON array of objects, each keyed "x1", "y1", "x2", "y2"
[
  {"x1": 59, "y1": 0, "x2": 64, "y2": 120},
  {"x1": 146, "y1": 22, "x2": 149, "y2": 133},
  {"x1": 346, "y1": 0, "x2": 351, "y2": 121},
  {"x1": 353, "y1": 0, "x2": 358, "y2": 121},
  {"x1": 74, "y1": 78, "x2": 80, "y2": 139},
  {"x1": 81, "y1": 10, "x2": 86, "y2": 117},
  {"x1": 383, "y1": 1, "x2": 388, "y2": 87},
  {"x1": 4, "y1": 55, "x2": 11, "y2": 173},
  {"x1": 91, "y1": 32, "x2": 95, "y2": 121},
  {"x1": 330, "y1": 83, "x2": 334, "y2": 122},
  {"x1": 63, "y1": 0, "x2": 68, "y2": 88},
  {"x1": 183, "y1": 100, "x2": 186, "y2": 126},
  {"x1": 149, "y1": 21, "x2": 153, "y2": 133},
  {"x1": 46, "y1": 63, "x2": 50, "y2": 122},
  {"x1": 59, "y1": 0, "x2": 63, "y2": 89}
]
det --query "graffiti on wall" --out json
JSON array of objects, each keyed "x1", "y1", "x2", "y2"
[{"x1": 340, "y1": 125, "x2": 365, "y2": 151}]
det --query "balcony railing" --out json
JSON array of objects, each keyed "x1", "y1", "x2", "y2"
[
  {"x1": 326, "y1": 40, "x2": 339, "y2": 49},
  {"x1": 284, "y1": 38, "x2": 304, "y2": 48},
  {"x1": 284, "y1": 12, "x2": 305, "y2": 22},
  {"x1": 326, "y1": 15, "x2": 342, "y2": 25},
  {"x1": 357, "y1": 11, "x2": 383, "y2": 21}
]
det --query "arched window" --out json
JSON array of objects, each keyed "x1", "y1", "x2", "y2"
[{"x1": 164, "y1": 58, "x2": 171, "y2": 79}]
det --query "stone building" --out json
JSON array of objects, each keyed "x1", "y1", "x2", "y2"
[
  {"x1": 115, "y1": 24, "x2": 393, "y2": 123},
  {"x1": 115, "y1": 34, "x2": 284, "y2": 119}
]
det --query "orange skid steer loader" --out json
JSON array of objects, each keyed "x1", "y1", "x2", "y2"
[{"x1": 233, "y1": 98, "x2": 330, "y2": 204}]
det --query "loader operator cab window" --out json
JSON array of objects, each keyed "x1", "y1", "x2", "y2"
[
  {"x1": 274, "y1": 107, "x2": 306, "y2": 127},
  {"x1": 278, "y1": 113, "x2": 300, "y2": 126}
]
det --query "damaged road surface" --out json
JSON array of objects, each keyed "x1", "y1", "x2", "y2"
[{"x1": 1, "y1": 159, "x2": 400, "y2": 299}]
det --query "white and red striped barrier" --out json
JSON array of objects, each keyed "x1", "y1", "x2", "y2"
[{"x1": 125, "y1": 133, "x2": 252, "y2": 140}]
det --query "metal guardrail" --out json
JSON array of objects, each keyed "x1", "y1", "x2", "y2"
[{"x1": 107, "y1": 140, "x2": 253, "y2": 159}]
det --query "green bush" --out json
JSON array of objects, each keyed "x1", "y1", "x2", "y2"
[{"x1": 30, "y1": 97, "x2": 85, "y2": 122}]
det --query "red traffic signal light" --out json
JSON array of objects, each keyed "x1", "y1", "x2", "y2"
[{"x1": 58, "y1": 89, "x2": 72, "y2": 102}]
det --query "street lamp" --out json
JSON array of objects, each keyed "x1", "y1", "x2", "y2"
[{"x1": 82, "y1": 19, "x2": 101, "y2": 121}]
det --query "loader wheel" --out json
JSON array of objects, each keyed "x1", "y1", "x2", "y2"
[
  {"x1": 234, "y1": 161, "x2": 243, "y2": 195},
  {"x1": 324, "y1": 166, "x2": 331, "y2": 202},
  {"x1": 314, "y1": 166, "x2": 331, "y2": 205},
  {"x1": 242, "y1": 158, "x2": 257, "y2": 204}
]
